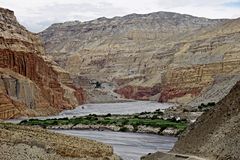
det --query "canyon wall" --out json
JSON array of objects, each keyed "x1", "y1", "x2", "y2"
[
  {"x1": 39, "y1": 12, "x2": 240, "y2": 105},
  {"x1": 0, "y1": 7, "x2": 85, "y2": 119}
]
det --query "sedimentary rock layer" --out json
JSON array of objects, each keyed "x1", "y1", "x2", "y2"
[
  {"x1": 39, "y1": 11, "x2": 240, "y2": 105},
  {"x1": 0, "y1": 7, "x2": 85, "y2": 119}
]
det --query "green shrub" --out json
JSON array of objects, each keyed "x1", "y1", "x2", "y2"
[
  {"x1": 151, "y1": 115, "x2": 158, "y2": 120},
  {"x1": 122, "y1": 119, "x2": 129, "y2": 125},
  {"x1": 19, "y1": 120, "x2": 28, "y2": 124},
  {"x1": 119, "y1": 127, "x2": 128, "y2": 132},
  {"x1": 104, "y1": 113, "x2": 112, "y2": 117}
]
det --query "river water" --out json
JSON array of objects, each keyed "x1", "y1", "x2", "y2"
[
  {"x1": 6, "y1": 101, "x2": 177, "y2": 159},
  {"x1": 53, "y1": 130, "x2": 177, "y2": 160},
  {"x1": 6, "y1": 101, "x2": 174, "y2": 122},
  {"x1": 59, "y1": 101, "x2": 174, "y2": 118},
  {"x1": 52, "y1": 102, "x2": 176, "y2": 160}
]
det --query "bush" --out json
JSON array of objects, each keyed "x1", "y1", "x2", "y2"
[
  {"x1": 19, "y1": 120, "x2": 28, "y2": 124},
  {"x1": 169, "y1": 117, "x2": 177, "y2": 122},
  {"x1": 155, "y1": 109, "x2": 164, "y2": 115},
  {"x1": 52, "y1": 120, "x2": 59, "y2": 125},
  {"x1": 198, "y1": 102, "x2": 216, "y2": 111},
  {"x1": 208, "y1": 102, "x2": 216, "y2": 106},
  {"x1": 155, "y1": 109, "x2": 161, "y2": 112},
  {"x1": 88, "y1": 114, "x2": 97, "y2": 117},
  {"x1": 119, "y1": 127, "x2": 128, "y2": 132},
  {"x1": 104, "y1": 113, "x2": 112, "y2": 117},
  {"x1": 122, "y1": 119, "x2": 129, "y2": 125},
  {"x1": 133, "y1": 115, "x2": 139, "y2": 119},
  {"x1": 151, "y1": 115, "x2": 158, "y2": 120},
  {"x1": 95, "y1": 81, "x2": 101, "y2": 88},
  {"x1": 133, "y1": 125, "x2": 138, "y2": 132}
]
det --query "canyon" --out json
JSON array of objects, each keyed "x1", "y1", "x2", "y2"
[
  {"x1": 0, "y1": 7, "x2": 85, "y2": 119},
  {"x1": 0, "y1": 6, "x2": 120, "y2": 160},
  {"x1": 1, "y1": 5, "x2": 240, "y2": 160},
  {"x1": 39, "y1": 13, "x2": 240, "y2": 106}
]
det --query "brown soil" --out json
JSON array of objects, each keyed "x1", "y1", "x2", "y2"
[
  {"x1": 172, "y1": 81, "x2": 240, "y2": 160},
  {"x1": 0, "y1": 123, "x2": 119, "y2": 160}
]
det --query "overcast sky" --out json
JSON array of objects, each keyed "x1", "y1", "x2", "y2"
[{"x1": 0, "y1": 0, "x2": 240, "y2": 33}]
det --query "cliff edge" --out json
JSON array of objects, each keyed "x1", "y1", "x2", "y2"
[{"x1": 0, "y1": 7, "x2": 85, "y2": 119}]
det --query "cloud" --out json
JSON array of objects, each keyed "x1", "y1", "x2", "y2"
[
  {"x1": 0, "y1": 0, "x2": 127, "y2": 32},
  {"x1": 0, "y1": 0, "x2": 239, "y2": 32}
]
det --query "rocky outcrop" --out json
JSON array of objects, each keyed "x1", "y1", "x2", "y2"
[
  {"x1": 141, "y1": 80, "x2": 240, "y2": 160},
  {"x1": 160, "y1": 25, "x2": 240, "y2": 104},
  {"x1": 170, "y1": 81, "x2": 240, "y2": 159},
  {"x1": 39, "y1": 11, "x2": 240, "y2": 105},
  {"x1": 0, "y1": 123, "x2": 119, "y2": 160},
  {"x1": 114, "y1": 85, "x2": 161, "y2": 101},
  {"x1": 0, "y1": 7, "x2": 85, "y2": 119}
]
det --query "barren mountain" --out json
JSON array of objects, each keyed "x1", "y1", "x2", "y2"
[
  {"x1": 0, "y1": 7, "x2": 85, "y2": 119},
  {"x1": 39, "y1": 12, "x2": 240, "y2": 105}
]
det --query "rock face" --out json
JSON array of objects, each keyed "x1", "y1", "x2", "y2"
[
  {"x1": 39, "y1": 12, "x2": 240, "y2": 105},
  {"x1": 171, "y1": 81, "x2": 240, "y2": 159},
  {"x1": 0, "y1": 7, "x2": 85, "y2": 119},
  {"x1": 0, "y1": 123, "x2": 119, "y2": 160}
]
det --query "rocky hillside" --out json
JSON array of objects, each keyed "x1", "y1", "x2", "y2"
[
  {"x1": 39, "y1": 12, "x2": 240, "y2": 105},
  {"x1": 170, "y1": 80, "x2": 240, "y2": 160},
  {"x1": 141, "y1": 80, "x2": 240, "y2": 160},
  {"x1": 0, "y1": 7, "x2": 85, "y2": 119},
  {"x1": 0, "y1": 123, "x2": 119, "y2": 160}
]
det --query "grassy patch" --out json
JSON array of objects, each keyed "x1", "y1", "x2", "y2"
[{"x1": 20, "y1": 114, "x2": 187, "y2": 131}]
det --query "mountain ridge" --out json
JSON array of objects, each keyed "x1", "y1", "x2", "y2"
[
  {"x1": 39, "y1": 10, "x2": 240, "y2": 105},
  {"x1": 46, "y1": 10, "x2": 230, "y2": 27}
]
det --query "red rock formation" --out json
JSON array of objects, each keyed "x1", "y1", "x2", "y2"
[
  {"x1": 158, "y1": 86, "x2": 203, "y2": 102},
  {"x1": 0, "y1": 91, "x2": 24, "y2": 119},
  {"x1": 0, "y1": 48, "x2": 85, "y2": 110},
  {"x1": 0, "y1": 7, "x2": 85, "y2": 119},
  {"x1": 114, "y1": 85, "x2": 161, "y2": 100}
]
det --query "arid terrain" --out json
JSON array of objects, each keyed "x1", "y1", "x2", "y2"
[
  {"x1": 0, "y1": 123, "x2": 119, "y2": 160},
  {"x1": 39, "y1": 13, "x2": 240, "y2": 106},
  {"x1": 142, "y1": 80, "x2": 240, "y2": 160},
  {"x1": 0, "y1": 3, "x2": 240, "y2": 160},
  {"x1": 0, "y1": 7, "x2": 85, "y2": 119},
  {"x1": 0, "y1": 6, "x2": 122, "y2": 160}
]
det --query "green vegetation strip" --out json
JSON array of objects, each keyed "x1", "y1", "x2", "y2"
[{"x1": 20, "y1": 114, "x2": 187, "y2": 131}]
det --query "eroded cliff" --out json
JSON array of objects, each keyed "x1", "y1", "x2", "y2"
[
  {"x1": 0, "y1": 7, "x2": 85, "y2": 119},
  {"x1": 39, "y1": 12, "x2": 240, "y2": 105}
]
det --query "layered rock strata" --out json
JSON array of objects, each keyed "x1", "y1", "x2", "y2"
[
  {"x1": 0, "y1": 7, "x2": 85, "y2": 119},
  {"x1": 39, "y1": 12, "x2": 240, "y2": 105}
]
